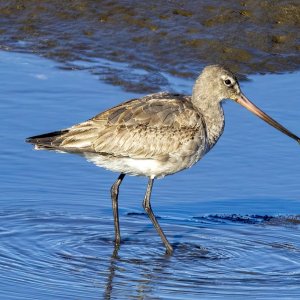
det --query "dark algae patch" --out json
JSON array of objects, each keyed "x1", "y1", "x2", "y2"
[
  {"x1": 194, "y1": 214, "x2": 300, "y2": 226},
  {"x1": 1, "y1": 0, "x2": 299, "y2": 91}
]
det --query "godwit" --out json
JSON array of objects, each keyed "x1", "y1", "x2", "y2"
[{"x1": 26, "y1": 65, "x2": 299, "y2": 254}]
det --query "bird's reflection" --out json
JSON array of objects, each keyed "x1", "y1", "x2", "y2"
[
  {"x1": 103, "y1": 239, "x2": 172, "y2": 300},
  {"x1": 103, "y1": 244, "x2": 120, "y2": 300}
]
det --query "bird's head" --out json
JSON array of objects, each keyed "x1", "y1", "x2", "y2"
[{"x1": 192, "y1": 65, "x2": 300, "y2": 144}]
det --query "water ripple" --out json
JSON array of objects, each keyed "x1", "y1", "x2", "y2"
[{"x1": 0, "y1": 209, "x2": 299, "y2": 299}]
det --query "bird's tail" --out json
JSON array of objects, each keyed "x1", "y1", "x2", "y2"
[{"x1": 26, "y1": 130, "x2": 69, "y2": 150}]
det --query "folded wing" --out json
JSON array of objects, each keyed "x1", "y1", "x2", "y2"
[{"x1": 27, "y1": 93, "x2": 207, "y2": 161}]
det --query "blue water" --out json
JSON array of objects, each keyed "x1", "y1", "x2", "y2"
[{"x1": 0, "y1": 51, "x2": 299, "y2": 299}]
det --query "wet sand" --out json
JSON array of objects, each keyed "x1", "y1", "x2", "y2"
[{"x1": 0, "y1": 0, "x2": 299, "y2": 92}]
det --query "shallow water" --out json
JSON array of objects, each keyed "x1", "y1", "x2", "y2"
[
  {"x1": 1, "y1": 0, "x2": 300, "y2": 92},
  {"x1": 1, "y1": 51, "x2": 300, "y2": 299}
]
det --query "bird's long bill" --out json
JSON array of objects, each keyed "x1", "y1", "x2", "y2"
[{"x1": 236, "y1": 94, "x2": 300, "y2": 144}]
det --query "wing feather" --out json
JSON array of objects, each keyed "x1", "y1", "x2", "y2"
[{"x1": 50, "y1": 93, "x2": 207, "y2": 160}]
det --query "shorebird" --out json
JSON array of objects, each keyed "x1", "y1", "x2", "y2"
[{"x1": 26, "y1": 65, "x2": 299, "y2": 254}]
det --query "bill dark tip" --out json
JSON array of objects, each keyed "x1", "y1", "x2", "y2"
[{"x1": 236, "y1": 94, "x2": 300, "y2": 144}]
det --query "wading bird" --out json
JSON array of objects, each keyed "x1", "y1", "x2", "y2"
[{"x1": 26, "y1": 65, "x2": 299, "y2": 254}]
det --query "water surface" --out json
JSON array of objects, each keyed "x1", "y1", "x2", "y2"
[{"x1": 0, "y1": 51, "x2": 300, "y2": 299}]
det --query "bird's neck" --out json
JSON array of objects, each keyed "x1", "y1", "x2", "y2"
[
  {"x1": 203, "y1": 103, "x2": 225, "y2": 149},
  {"x1": 191, "y1": 75, "x2": 226, "y2": 149},
  {"x1": 193, "y1": 99, "x2": 225, "y2": 149}
]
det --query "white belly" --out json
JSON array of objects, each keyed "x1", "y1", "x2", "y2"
[{"x1": 83, "y1": 153, "x2": 196, "y2": 179}]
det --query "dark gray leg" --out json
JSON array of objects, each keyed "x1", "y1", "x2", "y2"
[
  {"x1": 142, "y1": 178, "x2": 173, "y2": 254},
  {"x1": 110, "y1": 173, "x2": 125, "y2": 245}
]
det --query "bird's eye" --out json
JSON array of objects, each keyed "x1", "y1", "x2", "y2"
[{"x1": 224, "y1": 79, "x2": 232, "y2": 86}]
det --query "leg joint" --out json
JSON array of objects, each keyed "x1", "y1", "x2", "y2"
[{"x1": 142, "y1": 201, "x2": 151, "y2": 212}]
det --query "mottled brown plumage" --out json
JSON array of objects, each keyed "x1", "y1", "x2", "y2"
[
  {"x1": 28, "y1": 92, "x2": 210, "y2": 178},
  {"x1": 26, "y1": 65, "x2": 300, "y2": 254},
  {"x1": 73, "y1": 94, "x2": 204, "y2": 160}
]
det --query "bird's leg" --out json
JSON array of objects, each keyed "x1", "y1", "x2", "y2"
[
  {"x1": 142, "y1": 178, "x2": 173, "y2": 254},
  {"x1": 110, "y1": 173, "x2": 125, "y2": 246}
]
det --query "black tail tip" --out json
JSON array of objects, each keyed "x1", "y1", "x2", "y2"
[
  {"x1": 26, "y1": 136, "x2": 35, "y2": 143},
  {"x1": 25, "y1": 130, "x2": 68, "y2": 145}
]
